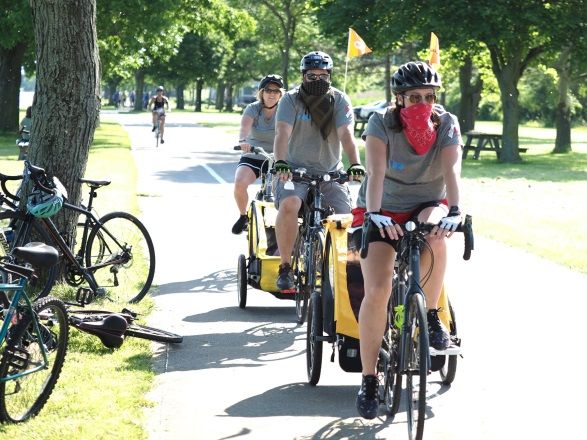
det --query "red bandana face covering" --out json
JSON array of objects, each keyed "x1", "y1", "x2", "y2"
[{"x1": 399, "y1": 103, "x2": 437, "y2": 155}]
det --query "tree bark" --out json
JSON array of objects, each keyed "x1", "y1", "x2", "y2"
[
  {"x1": 224, "y1": 84, "x2": 234, "y2": 112},
  {"x1": 215, "y1": 83, "x2": 225, "y2": 110},
  {"x1": 384, "y1": 53, "x2": 391, "y2": 104},
  {"x1": 134, "y1": 69, "x2": 145, "y2": 111},
  {"x1": 176, "y1": 83, "x2": 185, "y2": 110},
  {"x1": 30, "y1": 0, "x2": 100, "y2": 252},
  {"x1": 194, "y1": 80, "x2": 202, "y2": 112},
  {"x1": 0, "y1": 44, "x2": 27, "y2": 132},
  {"x1": 553, "y1": 46, "x2": 572, "y2": 154},
  {"x1": 458, "y1": 56, "x2": 483, "y2": 134}
]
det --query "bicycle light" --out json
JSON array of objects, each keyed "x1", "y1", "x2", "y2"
[{"x1": 405, "y1": 221, "x2": 416, "y2": 232}]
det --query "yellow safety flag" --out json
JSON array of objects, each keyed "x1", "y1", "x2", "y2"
[
  {"x1": 429, "y1": 32, "x2": 440, "y2": 68},
  {"x1": 347, "y1": 28, "x2": 372, "y2": 59}
]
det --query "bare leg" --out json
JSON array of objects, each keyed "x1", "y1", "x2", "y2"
[
  {"x1": 275, "y1": 195, "x2": 301, "y2": 265},
  {"x1": 233, "y1": 166, "x2": 257, "y2": 215},
  {"x1": 160, "y1": 116, "x2": 166, "y2": 138},
  {"x1": 358, "y1": 242, "x2": 396, "y2": 376},
  {"x1": 418, "y1": 206, "x2": 448, "y2": 309}
]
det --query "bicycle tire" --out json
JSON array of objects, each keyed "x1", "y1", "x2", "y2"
[
  {"x1": 237, "y1": 254, "x2": 247, "y2": 308},
  {"x1": 126, "y1": 323, "x2": 183, "y2": 343},
  {"x1": 439, "y1": 301, "x2": 458, "y2": 385},
  {"x1": 0, "y1": 296, "x2": 69, "y2": 423},
  {"x1": 306, "y1": 291, "x2": 323, "y2": 385},
  {"x1": 405, "y1": 293, "x2": 429, "y2": 440},
  {"x1": 291, "y1": 229, "x2": 308, "y2": 324},
  {"x1": 381, "y1": 295, "x2": 402, "y2": 417},
  {"x1": 85, "y1": 211, "x2": 155, "y2": 304},
  {"x1": 0, "y1": 210, "x2": 57, "y2": 300}
]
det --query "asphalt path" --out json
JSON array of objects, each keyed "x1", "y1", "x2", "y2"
[{"x1": 102, "y1": 110, "x2": 587, "y2": 440}]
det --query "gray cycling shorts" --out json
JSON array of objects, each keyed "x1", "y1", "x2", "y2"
[{"x1": 273, "y1": 179, "x2": 352, "y2": 214}]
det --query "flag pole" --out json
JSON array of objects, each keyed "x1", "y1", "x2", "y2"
[{"x1": 343, "y1": 28, "x2": 352, "y2": 93}]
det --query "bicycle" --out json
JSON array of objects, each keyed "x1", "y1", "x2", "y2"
[
  {"x1": 154, "y1": 108, "x2": 165, "y2": 147},
  {"x1": 288, "y1": 169, "x2": 349, "y2": 324},
  {"x1": 68, "y1": 307, "x2": 183, "y2": 349},
  {"x1": 362, "y1": 215, "x2": 473, "y2": 439},
  {"x1": 0, "y1": 242, "x2": 69, "y2": 423},
  {"x1": 0, "y1": 160, "x2": 155, "y2": 305}
]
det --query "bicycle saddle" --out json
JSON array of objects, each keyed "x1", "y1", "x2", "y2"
[
  {"x1": 78, "y1": 177, "x2": 111, "y2": 188},
  {"x1": 74, "y1": 314, "x2": 128, "y2": 349},
  {"x1": 13, "y1": 242, "x2": 59, "y2": 268}
]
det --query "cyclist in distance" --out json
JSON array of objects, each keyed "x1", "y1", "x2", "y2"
[
  {"x1": 231, "y1": 74, "x2": 284, "y2": 234},
  {"x1": 149, "y1": 86, "x2": 170, "y2": 143},
  {"x1": 351, "y1": 61, "x2": 463, "y2": 419},
  {"x1": 272, "y1": 50, "x2": 365, "y2": 292}
]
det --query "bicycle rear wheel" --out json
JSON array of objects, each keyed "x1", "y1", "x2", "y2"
[
  {"x1": 439, "y1": 301, "x2": 458, "y2": 385},
  {"x1": 85, "y1": 211, "x2": 155, "y2": 304},
  {"x1": 405, "y1": 293, "x2": 429, "y2": 440},
  {"x1": 291, "y1": 230, "x2": 308, "y2": 324},
  {"x1": 0, "y1": 210, "x2": 57, "y2": 300},
  {"x1": 380, "y1": 302, "x2": 402, "y2": 417},
  {"x1": 126, "y1": 324, "x2": 183, "y2": 343},
  {"x1": 0, "y1": 296, "x2": 69, "y2": 423}
]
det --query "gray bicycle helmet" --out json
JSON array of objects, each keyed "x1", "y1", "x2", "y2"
[
  {"x1": 391, "y1": 61, "x2": 441, "y2": 93},
  {"x1": 156, "y1": 85, "x2": 164, "y2": 92},
  {"x1": 27, "y1": 189, "x2": 64, "y2": 218},
  {"x1": 300, "y1": 51, "x2": 333, "y2": 73},
  {"x1": 259, "y1": 74, "x2": 284, "y2": 90}
]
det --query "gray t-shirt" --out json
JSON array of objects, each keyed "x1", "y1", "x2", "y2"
[
  {"x1": 276, "y1": 86, "x2": 354, "y2": 175},
  {"x1": 243, "y1": 101, "x2": 276, "y2": 160},
  {"x1": 356, "y1": 106, "x2": 463, "y2": 212}
]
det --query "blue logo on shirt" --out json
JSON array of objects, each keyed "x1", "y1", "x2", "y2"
[
  {"x1": 298, "y1": 113, "x2": 311, "y2": 121},
  {"x1": 390, "y1": 160, "x2": 405, "y2": 170}
]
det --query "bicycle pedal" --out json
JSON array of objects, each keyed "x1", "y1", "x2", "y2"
[
  {"x1": 76, "y1": 287, "x2": 95, "y2": 305},
  {"x1": 121, "y1": 308, "x2": 138, "y2": 318},
  {"x1": 7, "y1": 346, "x2": 30, "y2": 370}
]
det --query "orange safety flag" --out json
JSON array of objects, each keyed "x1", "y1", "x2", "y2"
[
  {"x1": 429, "y1": 32, "x2": 440, "y2": 68},
  {"x1": 347, "y1": 28, "x2": 372, "y2": 59}
]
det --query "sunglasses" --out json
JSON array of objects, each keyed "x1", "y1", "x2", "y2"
[
  {"x1": 402, "y1": 93, "x2": 437, "y2": 104},
  {"x1": 305, "y1": 73, "x2": 330, "y2": 81},
  {"x1": 263, "y1": 88, "x2": 281, "y2": 95}
]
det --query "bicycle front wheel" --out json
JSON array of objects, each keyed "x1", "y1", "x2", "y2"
[
  {"x1": 405, "y1": 293, "x2": 429, "y2": 440},
  {"x1": 0, "y1": 296, "x2": 69, "y2": 423},
  {"x1": 306, "y1": 291, "x2": 323, "y2": 385},
  {"x1": 0, "y1": 210, "x2": 57, "y2": 300},
  {"x1": 85, "y1": 212, "x2": 155, "y2": 304}
]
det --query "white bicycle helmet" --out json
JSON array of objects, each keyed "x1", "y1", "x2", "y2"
[{"x1": 27, "y1": 189, "x2": 64, "y2": 218}]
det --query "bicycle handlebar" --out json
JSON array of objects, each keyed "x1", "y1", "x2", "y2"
[
  {"x1": 0, "y1": 172, "x2": 23, "y2": 202},
  {"x1": 359, "y1": 213, "x2": 474, "y2": 261},
  {"x1": 288, "y1": 169, "x2": 350, "y2": 185},
  {"x1": 23, "y1": 160, "x2": 58, "y2": 195},
  {"x1": 233, "y1": 145, "x2": 272, "y2": 157}
]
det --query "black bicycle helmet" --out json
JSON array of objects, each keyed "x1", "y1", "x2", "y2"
[
  {"x1": 300, "y1": 51, "x2": 333, "y2": 73},
  {"x1": 259, "y1": 74, "x2": 284, "y2": 90},
  {"x1": 391, "y1": 61, "x2": 441, "y2": 93}
]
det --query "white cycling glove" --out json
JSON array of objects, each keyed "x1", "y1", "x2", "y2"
[
  {"x1": 366, "y1": 212, "x2": 396, "y2": 229},
  {"x1": 438, "y1": 206, "x2": 462, "y2": 232}
]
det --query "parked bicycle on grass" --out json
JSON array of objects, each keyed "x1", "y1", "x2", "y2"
[
  {"x1": 0, "y1": 161, "x2": 155, "y2": 305},
  {"x1": 0, "y1": 242, "x2": 69, "y2": 423}
]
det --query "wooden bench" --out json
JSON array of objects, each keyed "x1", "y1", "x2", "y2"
[{"x1": 463, "y1": 131, "x2": 527, "y2": 160}]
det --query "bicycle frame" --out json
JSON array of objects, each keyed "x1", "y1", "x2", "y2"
[{"x1": 0, "y1": 279, "x2": 50, "y2": 381}]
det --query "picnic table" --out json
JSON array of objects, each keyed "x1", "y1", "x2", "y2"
[{"x1": 462, "y1": 131, "x2": 527, "y2": 160}]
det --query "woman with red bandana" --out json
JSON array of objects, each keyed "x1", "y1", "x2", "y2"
[{"x1": 353, "y1": 61, "x2": 463, "y2": 420}]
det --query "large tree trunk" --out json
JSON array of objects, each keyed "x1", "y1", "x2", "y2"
[
  {"x1": 553, "y1": 46, "x2": 572, "y2": 154},
  {"x1": 194, "y1": 80, "x2": 203, "y2": 112},
  {"x1": 215, "y1": 83, "x2": 225, "y2": 110},
  {"x1": 384, "y1": 53, "x2": 391, "y2": 104},
  {"x1": 176, "y1": 83, "x2": 185, "y2": 110},
  {"x1": 30, "y1": 0, "x2": 100, "y2": 252},
  {"x1": 0, "y1": 44, "x2": 27, "y2": 132},
  {"x1": 134, "y1": 69, "x2": 145, "y2": 111},
  {"x1": 458, "y1": 56, "x2": 483, "y2": 134},
  {"x1": 224, "y1": 84, "x2": 234, "y2": 112}
]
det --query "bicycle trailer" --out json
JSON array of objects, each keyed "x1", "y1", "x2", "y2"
[{"x1": 237, "y1": 199, "x2": 288, "y2": 307}]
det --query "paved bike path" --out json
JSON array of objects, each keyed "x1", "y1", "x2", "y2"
[{"x1": 104, "y1": 111, "x2": 587, "y2": 440}]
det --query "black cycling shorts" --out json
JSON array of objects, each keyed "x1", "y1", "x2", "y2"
[{"x1": 236, "y1": 156, "x2": 269, "y2": 179}]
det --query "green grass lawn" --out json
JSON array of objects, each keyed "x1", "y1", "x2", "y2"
[{"x1": 0, "y1": 122, "x2": 154, "y2": 439}]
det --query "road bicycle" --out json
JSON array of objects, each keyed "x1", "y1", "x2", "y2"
[
  {"x1": 68, "y1": 307, "x2": 183, "y2": 349},
  {"x1": 0, "y1": 161, "x2": 155, "y2": 305},
  {"x1": 0, "y1": 243, "x2": 69, "y2": 423},
  {"x1": 289, "y1": 169, "x2": 349, "y2": 324},
  {"x1": 365, "y1": 215, "x2": 473, "y2": 439},
  {"x1": 154, "y1": 108, "x2": 165, "y2": 147}
]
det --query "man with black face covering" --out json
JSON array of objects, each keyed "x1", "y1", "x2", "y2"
[{"x1": 272, "y1": 50, "x2": 365, "y2": 292}]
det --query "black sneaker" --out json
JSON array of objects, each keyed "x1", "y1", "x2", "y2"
[
  {"x1": 356, "y1": 374, "x2": 379, "y2": 419},
  {"x1": 151, "y1": 126, "x2": 156, "y2": 132},
  {"x1": 231, "y1": 215, "x2": 248, "y2": 235},
  {"x1": 427, "y1": 308, "x2": 450, "y2": 350},
  {"x1": 160, "y1": 139, "x2": 165, "y2": 144},
  {"x1": 276, "y1": 263, "x2": 294, "y2": 292}
]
